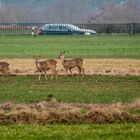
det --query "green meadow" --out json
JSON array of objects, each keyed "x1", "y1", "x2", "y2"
[
  {"x1": 0, "y1": 75, "x2": 139, "y2": 104},
  {"x1": 0, "y1": 123, "x2": 140, "y2": 140},
  {"x1": 0, "y1": 35, "x2": 139, "y2": 58},
  {"x1": 0, "y1": 35, "x2": 140, "y2": 140}
]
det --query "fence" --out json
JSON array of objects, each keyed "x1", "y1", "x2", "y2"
[{"x1": 0, "y1": 23, "x2": 140, "y2": 36}]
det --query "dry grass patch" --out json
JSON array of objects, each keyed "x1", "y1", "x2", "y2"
[
  {"x1": 0, "y1": 100, "x2": 140, "y2": 124},
  {"x1": 0, "y1": 58, "x2": 140, "y2": 76}
]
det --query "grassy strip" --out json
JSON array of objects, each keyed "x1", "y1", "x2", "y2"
[
  {"x1": 0, "y1": 123, "x2": 140, "y2": 140},
  {"x1": 0, "y1": 75, "x2": 139, "y2": 104},
  {"x1": 0, "y1": 36, "x2": 140, "y2": 58},
  {"x1": 128, "y1": 109, "x2": 140, "y2": 115}
]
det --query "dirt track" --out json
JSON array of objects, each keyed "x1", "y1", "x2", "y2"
[{"x1": 1, "y1": 58, "x2": 140, "y2": 76}]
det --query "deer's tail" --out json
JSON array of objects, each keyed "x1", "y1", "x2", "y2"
[{"x1": 83, "y1": 60, "x2": 85, "y2": 64}]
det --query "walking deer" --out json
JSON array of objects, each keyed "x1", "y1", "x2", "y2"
[
  {"x1": 58, "y1": 52, "x2": 84, "y2": 77},
  {"x1": 0, "y1": 62, "x2": 10, "y2": 81},
  {"x1": 35, "y1": 57, "x2": 58, "y2": 80}
]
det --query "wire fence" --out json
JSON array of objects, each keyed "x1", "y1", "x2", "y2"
[{"x1": 0, "y1": 23, "x2": 140, "y2": 36}]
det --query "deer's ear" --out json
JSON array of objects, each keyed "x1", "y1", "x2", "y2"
[
  {"x1": 33, "y1": 55, "x2": 40, "y2": 59},
  {"x1": 33, "y1": 55, "x2": 38, "y2": 59},
  {"x1": 60, "y1": 51, "x2": 64, "y2": 55}
]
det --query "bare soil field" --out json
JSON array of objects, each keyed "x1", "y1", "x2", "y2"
[{"x1": 0, "y1": 58, "x2": 140, "y2": 76}]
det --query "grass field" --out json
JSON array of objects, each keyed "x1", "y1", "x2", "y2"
[
  {"x1": 0, "y1": 75, "x2": 139, "y2": 104},
  {"x1": 0, "y1": 123, "x2": 140, "y2": 140},
  {"x1": 0, "y1": 35, "x2": 140, "y2": 58},
  {"x1": 0, "y1": 35, "x2": 140, "y2": 139}
]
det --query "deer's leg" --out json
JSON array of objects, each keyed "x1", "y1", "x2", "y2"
[
  {"x1": 43, "y1": 71, "x2": 47, "y2": 80},
  {"x1": 4, "y1": 73, "x2": 9, "y2": 81},
  {"x1": 7, "y1": 72, "x2": 10, "y2": 79},
  {"x1": 51, "y1": 69, "x2": 54, "y2": 80},
  {"x1": 78, "y1": 67, "x2": 81, "y2": 75},
  {"x1": 54, "y1": 69, "x2": 58, "y2": 80},
  {"x1": 65, "y1": 68, "x2": 68, "y2": 77},
  {"x1": 1, "y1": 71, "x2": 5, "y2": 81},
  {"x1": 82, "y1": 67, "x2": 85, "y2": 77},
  {"x1": 2, "y1": 77, "x2": 4, "y2": 81},
  {"x1": 38, "y1": 73, "x2": 41, "y2": 80},
  {"x1": 2, "y1": 73, "x2": 9, "y2": 81},
  {"x1": 6, "y1": 69, "x2": 10, "y2": 80},
  {"x1": 38, "y1": 71, "x2": 43, "y2": 80},
  {"x1": 78, "y1": 67, "x2": 84, "y2": 77},
  {"x1": 69, "y1": 68, "x2": 73, "y2": 76},
  {"x1": 1, "y1": 74, "x2": 5, "y2": 81}
]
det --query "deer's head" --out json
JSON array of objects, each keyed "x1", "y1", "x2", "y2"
[
  {"x1": 33, "y1": 56, "x2": 41, "y2": 63},
  {"x1": 58, "y1": 51, "x2": 65, "y2": 60}
]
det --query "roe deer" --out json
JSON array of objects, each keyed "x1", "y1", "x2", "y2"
[
  {"x1": 35, "y1": 57, "x2": 58, "y2": 80},
  {"x1": 58, "y1": 52, "x2": 84, "y2": 77},
  {"x1": 0, "y1": 62, "x2": 10, "y2": 81}
]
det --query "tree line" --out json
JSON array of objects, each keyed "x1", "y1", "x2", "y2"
[{"x1": 0, "y1": 0, "x2": 140, "y2": 23}]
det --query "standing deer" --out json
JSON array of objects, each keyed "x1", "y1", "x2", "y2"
[
  {"x1": 35, "y1": 57, "x2": 58, "y2": 80},
  {"x1": 0, "y1": 62, "x2": 10, "y2": 81},
  {"x1": 58, "y1": 52, "x2": 84, "y2": 77}
]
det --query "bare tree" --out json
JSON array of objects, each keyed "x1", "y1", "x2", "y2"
[
  {"x1": 0, "y1": 0, "x2": 140, "y2": 23},
  {"x1": 88, "y1": 0, "x2": 140, "y2": 23}
]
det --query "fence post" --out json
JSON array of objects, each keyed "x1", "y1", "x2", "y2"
[
  {"x1": 129, "y1": 23, "x2": 135, "y2": 36},
  {"x1": 133, "y1": 23, "x2": 135, "y2": 36}
]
